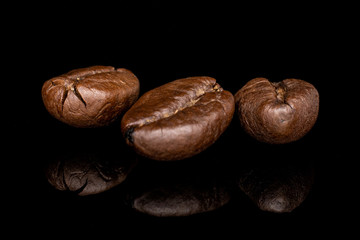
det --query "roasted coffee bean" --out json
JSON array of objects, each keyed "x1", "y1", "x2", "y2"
[
  {"x1": 235, "y1": 78, "x2": 319, "y2": 144},
  {"x1": 121, "y1": 76, "x2": 235, "y2": 161},
  {"x1": 42, "y1": 66, "x2": 139, "y2": 128}
]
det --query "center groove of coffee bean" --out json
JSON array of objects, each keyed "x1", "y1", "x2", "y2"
[
  {"x1": 272, "y1": 82, "x2": 287, "y2": 103},
  {"x1": 135, "y1": 96, "x2": 204, "y2": 129},
  {"x1": 138, "y1": 85, "x2": 221, "y2": 128}
]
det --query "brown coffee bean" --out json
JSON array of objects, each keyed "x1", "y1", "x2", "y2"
[
  {"x1": 235, "y1": 78, "x2": 319, "y2": 144},
  {"x1": 121, "y1": 76, "x2": 235, "y2": 161},
  {"x1": 42, "y1": 66, "x2": 140, "y2": 128}
]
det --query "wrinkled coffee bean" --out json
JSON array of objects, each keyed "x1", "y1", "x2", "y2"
[
  {"x1": 44, "y1": 148, "x2": 137, "y2": 196},
  {"x1": 121, "y1": 76, "x2": 235, "y2": 161},
  {"x1": 42, "y1": 66, "x2": 140, "y2": 127},
  {"x1": 235, "y1": 78, "x2": 319, "y2": 144},
  {"x1": 237, "y1": 159, "x2": 314, "y2": 213}
]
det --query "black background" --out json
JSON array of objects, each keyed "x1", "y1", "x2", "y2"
[{"x1": 6, "y1": 1, "x2": 354, "y2": 238}]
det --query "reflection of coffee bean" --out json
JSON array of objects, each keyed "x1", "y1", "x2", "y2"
[
  {"x1": 42, "y1": 66, "x2": 139, "y2": 127},
  {"x1": 237, "y1": 160, "x2": 314, "y2": 213},
  {"x1": 132, "y1": 181, "x2": 230, "y2": 217},
  {"x1": 121, "y1": 76, "x2": 235, "y2": 161},
  {"x1": 44, "y1": 149, "x2": 137, "y2": 196},
  {"x1": 127, "y1": 160, "x2": 231, "y2": 217}
]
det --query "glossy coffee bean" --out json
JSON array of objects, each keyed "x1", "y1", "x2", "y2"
[{"x1": 121, "y1": 76, "x2": 235, "y2": 161}]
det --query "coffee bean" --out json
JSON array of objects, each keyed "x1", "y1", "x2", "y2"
[
  {"x1": 235, "y1": 78, "x2": 319, "y2": 144},
  {"x1": 121, "y1": 76, "x2": 235, "y2": 161},
  {"x1": 42, "y1": 66, "x2": 139, "y2": 128}
]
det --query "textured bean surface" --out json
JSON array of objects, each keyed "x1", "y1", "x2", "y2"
[
  {"x1": 42, "y1": 66, "x2": 139, "y2": 127},
  {"x1": 121, "y1": 76, "x2": 235, "y2": 161},
  {"x1": 235, "y1": 78, "x2": 319, "y2": 144}
]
